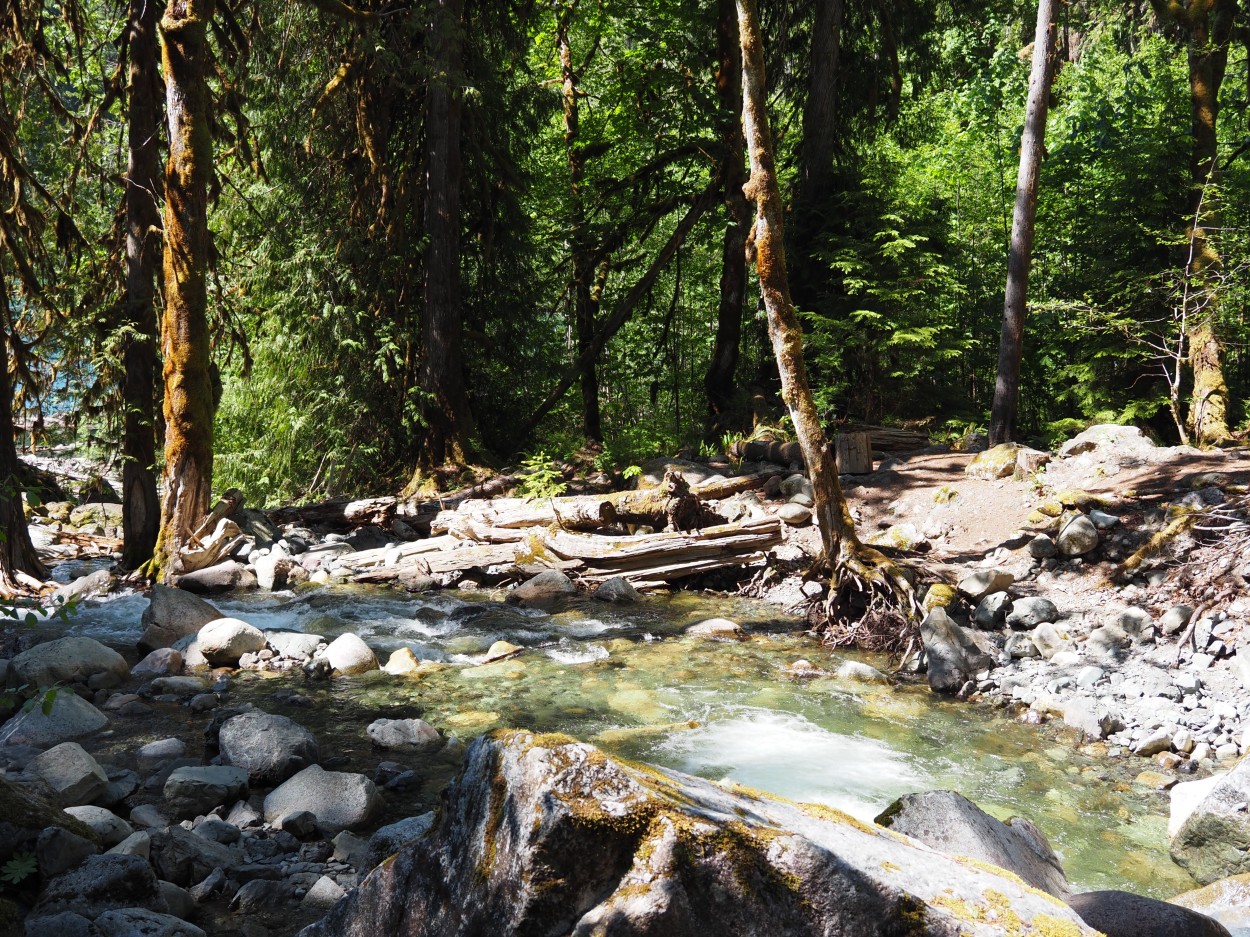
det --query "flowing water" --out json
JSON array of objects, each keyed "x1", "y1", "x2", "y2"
[{"x1": 55, "y1": 578, "x2": 1198, "y2": 899}]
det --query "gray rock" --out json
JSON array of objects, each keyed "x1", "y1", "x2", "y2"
[
  {"x1": 0, "y1": 692, "x2": 108, "y2": 748},
  {"x1": 1059, "y1": 423, "x2": 1155, "y2": 457},
  {"x1": 231, "y1": 878, "x2": 295, "y2": 913},
  {"x1": 835, "y1": 661, "x2": 889, "y2": 684},
  {"x1": 1074, "y1": 666, "x2": 1104, "y2": 688},
  {"x1": 274, "y1": 810, "x2": 317, "y2": 838},
  {"x1": 776, "y1": 503, "x2": 812, "y2": 525},
  {"x1": 875, "y1": 790, "x2": 1070, "y2": 899},
  {"x1": 254, "y1": 547, "x2": 295, "y2": 591},
  {"x1": 158, "y1": 881, "x2": 195, "y2": 920},
  {"x1": 319, "y1": 633, "x2": 378, "y2": 675},
  {"x1": 52, "y1": 570, "x2": 114, "y2": 606},
  {"x1": 225, "y1": 800, "x2": 262, "y2": 829},
  {"x1": 1006, "y1": 597, "x2": 1058, "y2": 629},
  {"x1": 297, "y1": 730, "x2": 1096, "y2": 937},
  {"x1": 301, "y1": 875, "x2": 346, "y2": 910},
  {"x1": 1028, "y1": 534, "x2": 1058, "y2": 559},
  {"x1": 95, "y1": 909, "x2": 206, "y2": 937},
  {"x1": 65, "y1": 806, "x2": 133, "y2": 848},
  {"x1": 1086, "y1": 624, "x2": 1132, "y2": 664},
  {"x1": 1030, "y1": 622, "x2": 1069, "y2": 659},
  {"x1": 136, "y1": 739, "x2": 187, "y2": 772},
  {"x1": 138, "y1": 585, "x2": 223, "y2": 652},
  {"x1": 592, "y1": 577, "x2": 641, "y2": 604},
  {"x1": 1088, "y1": 509, "x2": 1120, "y2": 529},
  {"x1": 1057, "y1": 515, "x2": 1100, "y2": 556},
  {"x1": 218, "y1": 711, "x2": 320, "y2": 784},
  {"x1": 37, "y1": 826, "x2": 101, "y2": 878},
  {"x1": 366, "y1": 718, "x2": 442, "y2": 752},
  {"x1": 331, "y1": 830, "x2": 369, "y2": 867},
  {"x1": 264, "y1": 630, "x2": 322, "y2": 661},
  {"x1": 33, "y1": 853, "x2": 167, "y2": 919},
  {"x1": 195, "y1": 618, "x2": 266, "y2": 666},
  {"x1": 264, "y1": 765, "x2": 383, "y2": 836},
  {"x1": 9, "y1": 638, "x2": 129, "y2": 691},
  {"x1": 131, "y1": 648, "x2": 184, "y2": 679},
  {"x1": 191, "y1": 818, "x2": 240, "y2": 844},
  {"x1": 956, "y1": 569, "x2": 1014, "y2": 602},
  {"x1": 507, "y1": 569, "x2": 577, "y2": 607},
  {"x1": 1063, "y1": 698, "x2": 1125, "y2": 739},
  {"x1": 1114, "y1": 607, "x2": 1154, "y2": 642},
  {"x1": 1005, "y1": 632, "x2": 1041, "y2": 659},
  {"x1": 1161, "y1": 605, "x2": 1195, "y2": 637},
  {"x1": 149, "y1": 676, "x2": 208, "y2": 696},
  {"x1": 27, "y1": 742, "x2": 109, "y2": 806},
  {"x1": 106, "y1": 831, "x2": 151, "y2": 859},
  {"x1": 684, "y1": 617, "x2": 743, "y2": 639},
  {"x1": 1067, "y1": 890, "x2": 1231, "y2": 937},
  {"x1": 98, "y1": 768, "x2": 139, "y2": 809},
  {"x1": 1172, "y1": 755, "x2": 1250, "y2": 883},
  {"x1": 128, "y1": 805, "x2": 168, "y2": 830},
  {"x1": 973, "y1": 591, "x2": 1011, "y2": 629},
  {"x1": 1133, "y1": 726, "x2": 1174, "y2": 757},
  {"x1": 397, "y1": 569, "x2": 438, "y2": 593},
  {"x1": 779, "y1": 473, "x2": 815, "y2": 499},
  {"x1": 23, "y1": 912, "x2": 100, "y2": 937},
  {"x1": 1015, "y1": 447, "x2": 1051, "y2": 476},
  {"x1": 920, "y1": 608, "x2": 994, "y2": 694},
  {"x1": 363, "y1": 812, "x2": 436, "y2": 871},
  {"x1": 163, "y1": 765, "x2": 249, "y2": 819},
  {"x1": 171, "y1": 561, "x2": 257, "y2": 595},
  {"x1": 148, "y1": 824, "x2": 239, "y2": 887}
]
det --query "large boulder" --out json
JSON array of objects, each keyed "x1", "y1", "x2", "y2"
[
  {"x1": 507, "y1": 569, "x2": 577, "y2": 607},
  {"x1": 171, "y1": 561, "x2": 257, "y2": 595},
  {"x1": 1059, "y1": 423, "x2": 1155, "y2": 457},
  {"x1": 1066, "y1": 890, "x2": 1231, "y2": 937},
  {"x1": 920, "y1": 608, "x2": 994, "y2": 694},
  {"x1": 297, "y1": 731, "x2": 1096, "y2": 937},
  {"x1": 138, "y1": 585, "x2": 223, "y2": 652},
  {"x1": 964, "y1": 444, "x2": 1020, "y2": 480},
  {"x1": 874, "y1": 790, "x2": 1070, "y2": 899},
  {"x1": 63, "y1": 806, "x2": 133, "y2": 848},
  {"x1": 1057, "y1": 515, "x2": 1100, "y2": 557},
  {"x1": 264, "y1": 765, "x2": 383, "y2": 836},
  {"x1": 25, "y1": 742, "x2": 109, "y2": 806},
  {"x1": 147, "y1": 824, "x2": 239, "y2": 887},
  {"x1": 319, "y1": 633, "x2": 378, "y2": 675},
  {"x1": 366, "y1": 718, "x2": 441, "y2": 752},
  {"x1": 32, "y1": 853, "x2": 167, "y2": 919},
  {"x1": 9, "y1": 638, "x2": 128, "y2": 690},
  {"x1": 1173, "y1": 873, "x2": 1250, "y2": 935},
  {"x1": 1172, "y1": 755, "x2": 1250, "y2": 883},
  {"x1": 195, "y1": 618, "x2": 266, "y2": 666},
  {"x1": 95, "y1": 908, "x2": 207, "y2": 937},
  {"x1": 163, "y1": 765, "x2": 249, "y2": 819},
  {"x1": 0, "y1": 774, "x2": 99, "y2": 871},
  {"x1": 218, "y1": 711, "x2": 320, "y2": 784},
  {"x1": 0, "y1": 692, "x2": 108, "y2": 748}
]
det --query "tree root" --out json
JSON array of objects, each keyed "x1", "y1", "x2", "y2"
[
  {"x1": 814, "y1": 542, "x2": 922, "y2": 655},
  {"x1": 1109, "y1": 506, "x2": 1197, "y2": 583}
]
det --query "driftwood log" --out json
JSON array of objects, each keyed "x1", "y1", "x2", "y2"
[{"x1": 734, "y1": 433, "x2": 874, "y2": 474}]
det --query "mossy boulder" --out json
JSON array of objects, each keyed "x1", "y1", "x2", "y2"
[
  {"x1": 298, "y1": 730, "x2": 1097, "y2": 937},
  {"x1": 965, "y1": 444, "x2": 1021, "y2": 480}
]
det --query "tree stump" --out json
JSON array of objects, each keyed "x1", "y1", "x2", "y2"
[{"x1": 835, "y1": 433, "x2": 873, "y2": 474}]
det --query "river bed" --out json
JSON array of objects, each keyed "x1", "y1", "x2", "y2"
[{"x1": 56, "y1": 579, "x2": 1197, "y2": 899}]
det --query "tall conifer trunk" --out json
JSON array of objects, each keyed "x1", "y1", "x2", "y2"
[
  {"x1": 412, "y1": 0, "x2": 477, "y2": 479},
  {"x1": 736, "y1": 0, "x2": 914, "y2": 637},
  {"x1": 988, "y1": 0, "x2": 1057, "y2": 446},
  {"x1": 0, "y1": 272, "x2": 47, "y2": 595},
  {"x1": 704, "y1": 0, "x2": 751, "y2": 435},
  {"x1": 151, "y1": 0, "x2": 216, "y2": 579},
  {"x1": 121, "y1": 0, "x2": 162, "y2": 570}
]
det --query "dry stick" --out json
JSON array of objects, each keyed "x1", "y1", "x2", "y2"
[{"x1": 1174, "y1": 603, "x2": 1209, "y2": 668}]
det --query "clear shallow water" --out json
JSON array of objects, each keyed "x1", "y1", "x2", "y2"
[{"x1": 60, "y1": 580, "x2": 1197, "y2": 898}]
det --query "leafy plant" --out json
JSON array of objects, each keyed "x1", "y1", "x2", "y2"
[
  {"x1": 0, "y1": 853, "x2": 37, "y2": 886},
  {"x1": 516, "y1": 452, "x2": 568, "y2": 500}
]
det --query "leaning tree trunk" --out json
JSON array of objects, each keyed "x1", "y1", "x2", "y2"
[
  {"x1": 120, "y1": 0, "x2": 163, "y2": 571},
  {"x1": 704, "y1": 0, "x2": 751, "y2": 436},
  {"x1": 987, "y1": 0, "x2": 1058, "y2": 446},
  {"x1": 150, "y1": 0, "x2": 217, "y2": 580},
  {"x1": 409, "y1": 0, "x2": 477, "y2": 484},
  {"x1": 1181, "y1": 0, "x2": 1235, "y2": 446},
  {"x1": 736, "y1": 0, "x2": 915, "y2": 638}
]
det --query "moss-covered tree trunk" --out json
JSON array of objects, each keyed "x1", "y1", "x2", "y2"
[
  {"x1": 0, "y1": 275, "x2": 47, "y2": 595},
  {"x1": 151, "y1": 0, "x2": 216, "y2": 580},
  {"x1": 736, "y1": 0, "x2": 914, "y2": 635},
  {"x1": 988, "y1": 0, "x2": 1057, "y2": 446},
  {"x1": 120, "y1": 0, "x2": 163, "y2": 571},
  {"x1": 704, "y1": 0, "x2": 751, "y2": 436},
  {"x1": 411, "y1": 0, "x2": 477, "y2": 481}
]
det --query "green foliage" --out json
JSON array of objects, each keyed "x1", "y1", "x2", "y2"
[
  {"x1": 516, "y1": 452, "x2": 568, "y2": 500},
  {"x1": 0, "y1": 854, "x2": 36, "y2": 887}
]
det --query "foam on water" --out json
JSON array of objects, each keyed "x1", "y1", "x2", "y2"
[
  {"x1": 545, "y1": 642, "x2": 610, "y2": 665},
  {"x1": 653, "y1": 708, "x2": 928, "y2": 822}
]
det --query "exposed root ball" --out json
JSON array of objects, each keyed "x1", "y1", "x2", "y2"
[{"x1": 812, "y1": 544, "x2": 921, "y2": 655}]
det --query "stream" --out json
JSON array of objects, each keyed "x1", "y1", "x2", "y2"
[{"x1": 52, "y1": 574, "x2": 1197, "y2": 900}]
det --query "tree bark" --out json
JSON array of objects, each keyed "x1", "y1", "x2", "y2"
[
  {"x1": 988, "y1": 0, "x2": 1058, "y2": 446},
  {"x1": 0, "y1": 274, "x2": 48, "y2": 595},
  {"x1": 557, "y1": 2, "x2": 602, "y2": 444},
  {"x1": 151, "y1": 0, "x2": 217, "y2": 580},
  {"x1": 705, "y1": 0, "x2": 752, "y2": 435},
  {"x1": 413, "y1": 0, "x2": 477, "y2": 478},
  {"x1": 798, "y1": 0, "x2": 844, "y2": 209},
  {"x1": 736, "y1": 0, "x2": 914, "y2": 628},
  {"x1": 120, "y1": 0, "x2": 163, "y2": 571}
]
